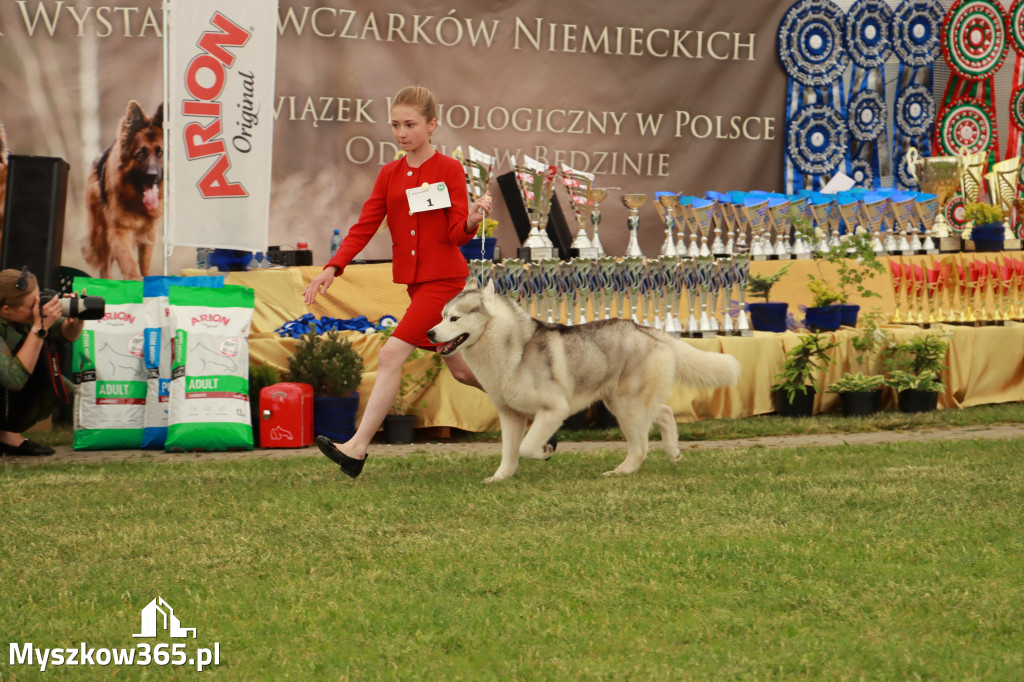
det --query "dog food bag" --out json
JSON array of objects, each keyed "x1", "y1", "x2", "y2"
[
  {"x1": 72, "y1": 278, "x2": 147, "y2": 450},
  {"x1": 141, "y1": 275, "x2": 224, "y2": 449},
  {"x1": 166, "y1": 284, "x2": 255, "y2": 452}
]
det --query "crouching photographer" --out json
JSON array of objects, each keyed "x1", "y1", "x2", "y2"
[{"x1": 0, "y1": 267, "x2": 93, "y2": 456}]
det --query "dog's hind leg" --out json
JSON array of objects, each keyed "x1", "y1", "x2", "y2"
[
  {"x1": 602, "y1": 401, "x2": 652, "y2": 476},
  {"x1": 486, "y1": 409, "x2": 527, "y2": 483},
  {"x1": 654, "y1": 404, "x2": 680, "y2": 463}
]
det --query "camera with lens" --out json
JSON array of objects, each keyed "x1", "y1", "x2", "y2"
[{"x1": 38, "y1": 289, "x2": 106, "y2": 321}]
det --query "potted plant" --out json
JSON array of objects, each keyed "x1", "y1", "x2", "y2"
[
  {"x1": 745, "y1": 261, "x2": 793, "y2": 332},
  {"x1": 805, "y1": 277, "x2": 845, "y2": 331},
  {"x1": 285, "y1": 330, "x2": 364, "y2": 441},
  {"x1": 460, "y1": 217, "x2": 499, "y2": 261},
  {"x1": 965, "y1": 202, "x2": 1006, "y2": 251},
  {"x1": 882, "y1": 333, "x2": 948, "y2": 413},
  {"x1": 248, "y1": 360, "x2": 283, "y2": 447},
  {"x1": 772, "y1": 330, "x2": 837, "y2": 417},
  {"x1": 795, "y1": 214, "x2": 885, "y2": 329},
  {"x1": 826, "y1": 372, "x2": 885, "y2": 417}
]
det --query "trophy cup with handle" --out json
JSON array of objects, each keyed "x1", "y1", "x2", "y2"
[
  {"x1": 907, "y1": 148, "x2": 961, "y2": 244},
  {"x1": 733, "y1": 255, "x2": 752, "y2": 336},
  {"x1": 559, "y1": 164, "x2": 600, "y2": 259},
  {"x1": 621, "y1": 194, "x2": 647, "y2": 258},
  {"x1": 510, "y1": 155, "x2": 558, "y2": 260},
  {"x1": 589, "y1": 188, "x2": 613, "y2": 257},
  {"x1": 676, "y1": 197, "x2": 699, "y2": 258},
  {"x1": 654, "y1": 192, "x2": 681, "y2": 258},
  {"x1": 765, "y1": 197, "x2": 792, "y2": 258}
]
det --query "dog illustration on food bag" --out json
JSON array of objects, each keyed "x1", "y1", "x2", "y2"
[{"x1": 84, "y1": 101, "x2": 164, "y2": 280}]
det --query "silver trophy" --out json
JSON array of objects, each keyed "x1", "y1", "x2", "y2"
[
  {"x1": 676, "y1": 198, "x2": 699, "y2": 258},
  {"x1": 559, "y1": 164, "x2": 600, "y2": 258},
  {"x1": 654, "y1": 192, "x2": 681, "y2": 258},
  {"x1": 540, "y1": 260, "x2": 563, "y2": 323},
  {"x1": 501, "y1": 258, "x2": 527, "y2": 310},
  {"x1": 662, "y1": 257, "x2": 685, "y2": 335},
  {"x1": 623, "y1": 256, "x2": 646, "y2": 324},
  {"x1": 599, "y1": 256, "x2": 619, "y2": 320},
  {"x1": 682, "y1": 259, "x2": 701, "y2": 335},
  {"x1": 568, "y1": 258, "x2": 591, "y2": 324},
  {"x1": 744, "y1": 199, "x2": 770, "y2": 260},
  {"x1": 622, "y1": 194, "x2": 647, "y2": 258},
  {"x1": 510, "y1": 155, "x2": 558, "y2": 260},
  {"x1": 765, "y1": 198, "x2": 792, "y2": 258},
  {"x1": 696, "y1": 257, "x2": 716, "y2": 337},
  {"x1": 692, "y1": 198, "x2": 716, "y2": 258},
  {"x1": 589, "y1": 188, "x2": 612, "y2": 257},
  {"x1": 612, "y1": 257, "x2": 629, "y2": 319},
  {"x1": 732, "y1": 255, "x2": 752, "y2": 336}
]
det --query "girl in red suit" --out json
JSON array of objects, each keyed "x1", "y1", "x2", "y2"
[{"x1": 304, "y1": 85, "x2": 491, "y2": 478}]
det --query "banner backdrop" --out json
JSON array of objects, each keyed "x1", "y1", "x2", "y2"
[
  {"x1": 0, "y1": 0, "x2": 791, "y2": 278},
  {"x1": 166, "y1": 0, "x2": 278, "y2": 254}
]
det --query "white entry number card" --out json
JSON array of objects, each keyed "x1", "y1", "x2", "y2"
[{"x1": 406, "y1": 182, "x2": 452, "y2": 214}]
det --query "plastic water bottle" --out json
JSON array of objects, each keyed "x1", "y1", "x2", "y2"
[{"x1": 329, "y1": 229, "x2": 342, "y2": 254}]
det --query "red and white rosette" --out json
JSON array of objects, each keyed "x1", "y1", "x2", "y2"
[{"x1": 935, "y1": 97, "x2": 998, "y2": 156}]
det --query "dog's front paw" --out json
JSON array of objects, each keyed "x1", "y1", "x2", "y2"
[{"x1": 484, "y1": 469, "x2": 513, "y2": 483}]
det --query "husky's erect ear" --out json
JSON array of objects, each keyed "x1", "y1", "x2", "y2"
[
  {"x1": 463, "y1": 278, "x2": 479, "y2": 292},
  {"x1": 481, "y1": 278, "x2": 496, "y2": 307}
]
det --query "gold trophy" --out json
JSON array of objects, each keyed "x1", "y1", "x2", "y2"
[
  {"x1": 889, "y1": 258, "x2": 904, "y2": 323},
  {"x1": 559, "y1": 164, "x2": 599, "y2": 259},
  {"x1": 510, "y1": 155, "x2": 558, "y2": 260},
  {"x1": 959, "y1": 147, "x2": 989, "y2": 239},
  {"x1": 985, "y1": 157, "x2": 1021, "y2": 246},
  {"x1": 907, "y1": 147, "x2": 962, "y2": 248},
  {"x1": 621, "y1": 193, "x2": 647, "y2": 258}
]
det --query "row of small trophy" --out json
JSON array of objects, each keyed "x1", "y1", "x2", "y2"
[
  {"x1": 890, "y1": 254, "x2": 1024, "y2": 326},
  {"x1": 466, "y1": 255, "x2": 755, "y2": 338}
]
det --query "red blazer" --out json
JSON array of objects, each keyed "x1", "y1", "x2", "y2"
[{"x1": 325, "y1": 153, "x2": 472, "y2": 284}]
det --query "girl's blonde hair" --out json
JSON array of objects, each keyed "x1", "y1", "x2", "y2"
[
  {"x1": 392, "y1": 85, "x2": 438, "y2": 123},
  {"x1": 0, "y1": 267, "x2": 37, "y2": 309}
]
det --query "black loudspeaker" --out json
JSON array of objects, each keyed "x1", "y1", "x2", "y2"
[
  {"x1": 496, "y1": 170, "x2": 574, "y2": 260},
  {"x1": 1, "y1": 155, "x2": 70, "y2": 290}
]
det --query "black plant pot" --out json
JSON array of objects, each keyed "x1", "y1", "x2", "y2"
[
  {"x1": 774, "y1": 388, "x2": 816, "y2": 417},
  {"x1": 382, "y1": 414, "x2": 416, "y2": 444},
  {"x1": 898, "y1": 389, "x2": 939, "y2": 414},
  {"x1": 840, "y1": 389, "x2": 882, "y2": 417}
]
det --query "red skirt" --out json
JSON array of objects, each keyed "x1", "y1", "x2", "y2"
[{"x1": 392, "y1": 278, "x2": 466, "y2": 350}]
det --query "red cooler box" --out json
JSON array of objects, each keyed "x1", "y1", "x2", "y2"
[{"x1": 259, "y1": 382, "x2": 314, "y2": 447}]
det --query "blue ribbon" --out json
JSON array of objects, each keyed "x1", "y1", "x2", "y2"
[
  {"x1": 892, "y1": 0, "x2": 943, "y2": 189},
  {"x1": 779, "y1": 0, "x2": 850, "y2": 193},
  {"x1": 275, "y1": 314, "x2": 398, "y2": 338}
]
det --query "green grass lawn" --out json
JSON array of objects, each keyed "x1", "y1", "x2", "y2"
[{"x1": 3, "y1": 430, "x2": 1023, "y2": 680}]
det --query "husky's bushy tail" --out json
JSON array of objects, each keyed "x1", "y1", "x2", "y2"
[{"x1": 672, "y1": 338, "x2": 741, "y2": 388}]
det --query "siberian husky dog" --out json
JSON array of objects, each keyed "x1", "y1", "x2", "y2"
[{"x1": 428, "y1": 280, "x2": 741, "y2": 482}]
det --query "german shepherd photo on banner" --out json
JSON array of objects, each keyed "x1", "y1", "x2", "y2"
[{"x1": 84, "y1": 101, "x2": 163, "y2": 280}]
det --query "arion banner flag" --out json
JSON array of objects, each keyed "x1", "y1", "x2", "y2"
[{"x1": 165, "y1": 0, "x2": 278, "y2": 254}]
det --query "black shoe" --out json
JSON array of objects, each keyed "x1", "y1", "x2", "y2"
[
  {"x1": 0, "y1": 439, "x2": 55, "y2": 456},
  {"x1": 315, "y1": 436, "x2": 367, "y2": 479}
]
